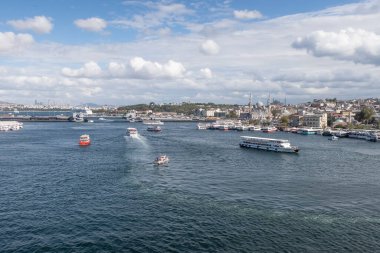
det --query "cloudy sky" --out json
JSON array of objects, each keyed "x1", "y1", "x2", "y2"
[{"x1": 1, "y1": 0, "x2": 380, "y2": 105}]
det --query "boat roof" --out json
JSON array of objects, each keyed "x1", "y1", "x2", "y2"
[
  {"x1": 127, "y1": 127, "x2": 137, "y2": 130},
  {"x1": 241, "y1": 136, "x2": 289, "y2": 142}
]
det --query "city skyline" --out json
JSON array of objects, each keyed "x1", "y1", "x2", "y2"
[{"x1": 1, "y1": 0, "x2": 380, "y2": 105}]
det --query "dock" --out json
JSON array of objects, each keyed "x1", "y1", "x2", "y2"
[{"x1": 0, "y1": 115, "x2": 71, "y2": 122}]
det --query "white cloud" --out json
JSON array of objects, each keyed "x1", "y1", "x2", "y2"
[
  {"x1": 234, "y1": 10, "x2": 263, "y2": 20},
  {"x1": 129, "y1": 57, "x2": 186, "y2": 79},
  {"x1": 0, "y1": 66, "x2": 7, "y2": 74},
  {"x1": 79, "y1": 86, "x2": 103, "y2": 97},
  {"x1": 200, "y1": 68, "x2": 213, "y2": 78},
  {"x1": 74, "y1": 17, "x2": 107, "y2": 32},
  {"x1": 7, "y1": 16, "x2": 53, "y2": 34},
  {"x1": 0, "y1": 32, "x2": 34, "y2": 52},
  {"x1": 292, "y1": 28, "x2": 380, "y2": 65},
  {"x1": 4, "y1": 1, "x2": 380, "y2": 104},
  {"x1": 108, "y1": 62, "x2": 127, "y2": 77},
  {"x1": 199, "y1": 39, "x2": 220, "y2": 55},
  {"x1": 62, "y1": 61, "x2": 102, "y2": 77},
  {"x1": 157, "y1": 3, "x2": 191, "y2": 15},
  {"x1": 111, "y1": 2, "x2": 192, "y2": 34}
]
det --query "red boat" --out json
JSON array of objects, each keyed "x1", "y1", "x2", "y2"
[{"x1": 79, "y1": 134, "x2": 91, "y2": 146}]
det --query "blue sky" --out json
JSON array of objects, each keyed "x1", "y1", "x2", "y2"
[
  {"x1": 0, "y1": 0, "x2": 380, "y2": 105},
  {"x1": 0, "y1": 0, "x2": 361, "y2": 44}
]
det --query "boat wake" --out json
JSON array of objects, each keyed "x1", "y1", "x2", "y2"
[{"x1": 124, "y1": 134, "x2": 149, "y2": 148}]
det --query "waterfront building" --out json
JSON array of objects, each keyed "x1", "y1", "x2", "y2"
[
  {"x1": 303, "y1": 113, "x2": 327, "y2": 128},
  {"x1": 214, "y1": 111, "x2": 227, "y2": 118},
  {"x1": 203, "y1": 110, "x2": 216, "y2": 117},
  {"x1": 289, "y1": 114, "x2": 303, "y2": 127}
]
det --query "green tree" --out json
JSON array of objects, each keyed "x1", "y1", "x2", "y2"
[
  {"x1": 280, "y1": 115, "x2": 289, "y2": 126},
  {"x1": 227, "y1": 111, "x2": 237, "y2": 119},
  {"x1": 355, "y1": 107, "x2": 375, "y2": 124},
  {"x1": 271, "y1": 109, "x2": 281, "y2": 118}
]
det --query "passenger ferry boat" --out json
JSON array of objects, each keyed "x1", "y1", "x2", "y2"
[
  {"x1": 298, "y1": 128, "x2": 317, "y2": 135},
  {"x1": 348, "y1": 131, "x2": 379, "y2": 142},
  {"x1": 147, "y1": 125, "x2": 161, "y2": 132},
  {"x1": 153, "y1": 155, "x2": 169, "y2": 165},
  {"x1": 126, "y1": 127, "x2": 138, "y2": 137},
  {"x1": 239, "y1": 136, "x2": 299, "y2": 153},
  {"x1": 79, "y1": 134, "x2": 91, "y2": 146}
]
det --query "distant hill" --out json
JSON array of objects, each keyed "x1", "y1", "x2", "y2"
[{"x1": 76, "y1": 103, "x2": 101, "y2": 107}]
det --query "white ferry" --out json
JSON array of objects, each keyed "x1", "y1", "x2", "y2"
[
  {"x1": 143, "y1": 120, "x2": 164, "y2": 125},
  {"x1": 239, "y1": 136, "x2": 299, "y2": 153},
  {"x1": 348, "y1": 131, "x2": 379, "y2": 142},
  {"x1": 298, "y1": 128, "x2": 317, "y2": 135},
  {"x1": 348, "y1": 131, "x2": 371, "y2": 140},
  {"x1": 126, "y1": 127, "x2": 138, "y2": 137}
]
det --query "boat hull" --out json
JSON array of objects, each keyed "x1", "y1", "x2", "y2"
[
  {"x1": 239, "y1": 142, "x2": 299, "y2": 153},
  {"x1": 79, "y1": 141, "x2": 91, "y2": 146}
]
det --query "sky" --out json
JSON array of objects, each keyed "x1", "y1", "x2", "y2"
[{"x1": 1, "y1": 0, "x2": 380, "y2": 105}]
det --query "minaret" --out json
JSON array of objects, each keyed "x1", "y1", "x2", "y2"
[
  {"x1": 267, "y1": 92, "x2": 271, "y2": 117},
  {"x1": 248, "y1": 92, "x2": 252, "y2": 113}
]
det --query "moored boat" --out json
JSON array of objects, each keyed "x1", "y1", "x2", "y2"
[
  {"x1": 79, "y1": 134, "x2": 91, "y2": 146},
  {"x1": 299, "y1": 128, "x2": 317, "y2": 135},
  {"x1": 197, "y1": 123, "x2": 207, "y2": 130},
  {"x1": 262, "y1": 126, "x2": 277, "y2": 133},
  {"x1": 239, "y1": 136, "x2": 299, "y2": 153},
  {"x1": 248, "y1": 126, "x2": 261, "y2": 131},
  {"x1": 219, "y1": 125, "x2": 229, "y2": 131},
  {"x1": 147, "y1": 125, "x2": 161, "y2": 132}
]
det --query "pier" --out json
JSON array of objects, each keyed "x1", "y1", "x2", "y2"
[{"x1": 0, "y1": 115, "x2": 71, "y2": 122}]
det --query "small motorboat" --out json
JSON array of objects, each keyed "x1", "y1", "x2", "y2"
[
  {"x1": 147, "y1": 125, "x2": 161, "y2": 132},
  {"x1": 79, "y1": 134, "x2": 91, "y2": 146},
  {"x1": 153, "y1": 155, "x2": 169, "y2": 165},
  {"x1": 329, "y1": 136, "x2": 339, "y2": 141},
  {"x1": 126, "y1": 127, "x2": 138, "y2": 137}
]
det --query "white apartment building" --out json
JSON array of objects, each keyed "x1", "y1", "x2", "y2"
[{"x1": 303, "y1": 113, "x2": 328, "y2": 128}]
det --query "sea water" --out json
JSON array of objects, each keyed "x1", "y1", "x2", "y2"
[{"x1": 1, "y1": 122, "x2": 380, "y2": 252}]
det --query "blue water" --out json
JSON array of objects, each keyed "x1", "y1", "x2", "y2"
[{"x1": 1, "y1": 122, "x2": 380, "y2": 252}]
